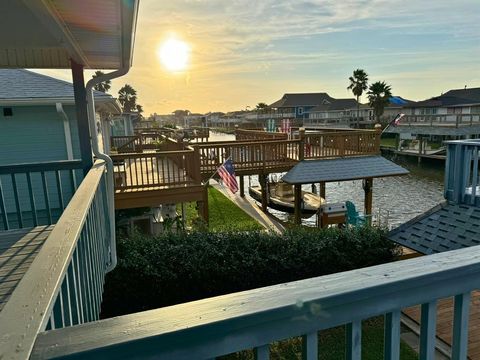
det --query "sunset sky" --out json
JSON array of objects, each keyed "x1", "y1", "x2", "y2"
[{"x1": 37, "y1": 0, "x2": 480, "y2": 116}]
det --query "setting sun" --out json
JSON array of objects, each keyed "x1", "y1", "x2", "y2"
[{"x1": 157, "y1": 37, "x2": 190, "y2": 72}]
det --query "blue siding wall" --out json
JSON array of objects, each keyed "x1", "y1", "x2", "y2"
[{"x1": 0, "y1": 105, "x2": 82, "y2": 226}]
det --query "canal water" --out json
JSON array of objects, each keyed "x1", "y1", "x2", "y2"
[{"x1": 207, "y1": 131, "x2": 445, "y2": 229}]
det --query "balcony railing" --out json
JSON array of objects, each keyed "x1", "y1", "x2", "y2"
[
  {"x1": 445, "y1": 139, "x2": 480, "y2": 206},
  {"x1": 0, "y1": 160, "x2": 113, "y2": 359},
  {"x1": 32, "y1": 243, "x2": 479, "y2": 359},
  {"x1": 401, "y1": 114, "x2": 480, "y2": 127},
  {"x1": 0, "y1": 160, "x2": 83, "y2": 230}
]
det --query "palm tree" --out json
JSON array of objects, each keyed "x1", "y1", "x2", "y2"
[
  {"x1": 367, "y1": 81, "x2": 392, "y2": 123},
  {"x1": 347, "y1": 69, "x2": 369, "y2": 128},
  {"x1": 92, "y1": 71, "x2": 111, "y2": 93},
  {"x1": 118, "y1": 84, "x2": 137, "y2": 112},
  {"x1": 136, "y1": 104, "x2": 144, "y2": 115},
  {"x1": 255, "y1": 102, "x2": 270, "y2": 112}
]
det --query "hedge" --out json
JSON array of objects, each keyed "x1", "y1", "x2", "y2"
[{"x1": 101, "y1": 226, "x2": 400, "y2": 318}]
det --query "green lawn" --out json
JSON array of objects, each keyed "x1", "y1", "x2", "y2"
[
  {"x1": 380, "y1": 137, "x2": 397, "y2": 148},
  {"x1": 221, "y1": 317, "x2": 418, "y2": 359},
  {"x1": 182, "y1": 186, "x2": 263, "y2": 232}
]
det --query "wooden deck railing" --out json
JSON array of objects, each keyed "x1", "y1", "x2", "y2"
[
  {"x1": 235, "y1": 128, "x2": 288, "y2": 141},
  {"x1": 111, "y1": 133, "x2": 167, "y2": 153},
  {"x1": 303, "y1": 130, "x2": 380, "y2": 159},
  {"x1": 0, "y1": 160, "x2": 83, "y2": 230},
  {"x1": 111, "y1": 148, "x2": 201, "y2": 191},
  {"x1": 0, "y1": 161, "x2": 113, "y2": 359},
  {"x1": 32, "y1": 243, "x2": 480, "y2": 359},
  {"x1": 445, "y1": 139, "x2": 480, "y2": 206}
]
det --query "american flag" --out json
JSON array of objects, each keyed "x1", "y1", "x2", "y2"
[
  {"x1": 218, "y1": 158, "x2": 239, "y2": 194},
  {"x1": 392, "y1": 113, "x2": 406, "y2": 126}
]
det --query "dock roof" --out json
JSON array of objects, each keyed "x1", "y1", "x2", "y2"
[{"x1": 281, "y1": 156, "x2": 409, "y2": 184}]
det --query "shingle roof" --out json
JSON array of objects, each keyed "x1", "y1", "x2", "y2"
[
  {"x1": 308, "y1": 98, "x2": 358, "y2": 112},
  {"x1": 282, "y1": 156, "x2": 409, "y2": 184},
  {"x1": 389, "y1": 202, "x2": 480, "y2": 254},
  {"x1": 269, "y1": 93, "x2": 334, "y2": 108},
  {"x1": 0, "y1": 69, "x2": 112, "y2": 101},
  {"x1": 406, "y1": 87, "x2": 480, "y2": 108}
]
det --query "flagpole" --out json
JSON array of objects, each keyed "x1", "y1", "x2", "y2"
[{"x1": 203, "y1": 156, "x2": 231, "y2": 186}]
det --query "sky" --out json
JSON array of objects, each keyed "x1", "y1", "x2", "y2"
[{"x1": 37, "y1": 0, "x2": 480, "y2": 115}]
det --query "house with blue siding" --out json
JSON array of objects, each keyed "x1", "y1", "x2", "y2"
[{"x1": 0, "y1": 69, "x2": 121, "y2": 224}]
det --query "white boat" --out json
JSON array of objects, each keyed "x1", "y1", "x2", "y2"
[{"x1": 249, "y1": 182, "x2": 324, "y2": 216}]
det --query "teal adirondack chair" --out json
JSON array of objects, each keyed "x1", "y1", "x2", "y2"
[{"x1": 345, "y1": 201, "x2": 369, "y2": 226}]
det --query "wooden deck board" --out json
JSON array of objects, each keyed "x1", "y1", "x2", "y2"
[
  {"x1": 404, "y1": 290, "x2": 480, "y2": 359},
  {"x1": 0, "y1": 226, "x2": 52, "y2": 312}
]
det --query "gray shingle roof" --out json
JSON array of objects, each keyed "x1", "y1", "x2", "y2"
[
  {"x1": 308, "y1": 98, "x2": 358, "y2": 112},
  {"x1": 269, "y1": 93, "x2": 334, "y2": 108},
  {"x1": 282, "y1": 156, "x2": 409, "y2": 184},
  {"x1": 406, "y1": 87, "x2": 480, "y2": 108},
  {"x1": 389, "y1": 202, "x2": 480, "y2": 254},
  {"x1": 0, "y1": 69, "x2": 111, "y2": 101}
]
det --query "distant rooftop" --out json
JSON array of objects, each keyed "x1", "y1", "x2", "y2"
[
  {"x1": 270, "y1": 93, "x2": 334, "y2": 108},
  {"x1": 308, "y1": 98, "x2": 358, "y2": 112},
  {"x1": 407, "y1": 87, "x2": 480, "y2": 108}
]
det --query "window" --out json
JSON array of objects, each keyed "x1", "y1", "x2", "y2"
[{"x1": 3, "y1": 107, "x2": 12, "y2": 116}]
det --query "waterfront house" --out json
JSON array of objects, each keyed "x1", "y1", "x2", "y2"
[
  {"x1": 269, "y1": 92, "x2": 336, "y2": 122},
  {"x1": 111, "y1": 112, "x2": 140, "y2": 136},
  {"x1": 0, "y1": 69, "x2": 121, "y2": 164},
  {"x1": 304, "y1": 98, "x2": 358, "y2": 127},
  {"x1": 383, "y1": 88, "x2": 480, "y2": 153}
]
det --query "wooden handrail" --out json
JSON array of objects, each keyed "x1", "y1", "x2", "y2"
[{"x1": 0, "y1": 160, "x2": 112, "y2": 359}]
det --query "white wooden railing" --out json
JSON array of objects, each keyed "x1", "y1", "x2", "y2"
[
  {"x1": 30, "y1": 243, "x2": 480, "y2": 359},
  {"x1": 0, "y1": 161, "x2": 113, "y2": 359}
]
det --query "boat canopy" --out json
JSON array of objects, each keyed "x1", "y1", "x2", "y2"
[{"x1": 282, "y1": 155, "x2": 409, "y2": 184}]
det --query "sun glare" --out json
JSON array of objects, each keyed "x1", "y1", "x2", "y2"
[{"x1": 158, "y1": 37, "x2": 190, "y2": 72}]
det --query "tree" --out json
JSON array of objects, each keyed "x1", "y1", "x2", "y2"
[
  {"x1": 367, "y1": 81, "x2": 392, "y2": 123},
  {"x1": 255, "y1": 102, "x2": 270, "y2": 112},
  {"x1": 347, "y1": 69, "x2": 369, "y2": 128},
  {"x1": 118, "y1": 84, "x2": 137, "y2": 112},
  {"x1": 92, "y1": 71, "x2": 111, "y2": 93},
  {"x1": 136, "y1": 104, "x2": 144, "y2": 115}
]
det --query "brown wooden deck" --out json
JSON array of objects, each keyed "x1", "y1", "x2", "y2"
[
  {"x1": 404, "y1": 291, "x2": 480, "y2": 358},
  {"x1": 111, "y1": 128, "x2": 381, "y2": 213},
  {"x1": 0, "y1": 226, "x2": 52, "y2": 311}
]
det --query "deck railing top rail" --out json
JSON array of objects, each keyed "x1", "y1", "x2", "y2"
[
  {"x1": 32, "y1": 243, "x2": 480, "y2": 359},
  {"x1": 0, "y1": 160, "x2": 112, "y2": 360}
]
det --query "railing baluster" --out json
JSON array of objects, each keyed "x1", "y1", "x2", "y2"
[
  {"x1": 254, "y1": 344, "x2": 269, "y2": 360},
  {"x1": 471, "y1": 147, "x2": 478, "y2": 203},
  {"x1": 11, "y1": 173, "x2": 23, "y2": 228},
  {"x1": 67, "y1": 259, "x2": 81, "y2": 325},
  {"x1": 26, "y1": 172, "x2": 38, "y2": 226},
  {"x1": 452, "y1": 292, "x2": 471, "y2": 360},
  {"x1": 346, "y1": 320, "x2": 361, "y2": 360},
  {"x1": 419, "y1": 301, "x2": 437, "y2": 360},
  {"x1": 74, "y1": 249, "x2": 85, "y2": 324},
  {"x1": 0, "y1": 177, "x2": 9, "y2": 230},
  {"x1": 55, "y1": 170, "x2": 65, "y2": 210},
  {"x1": 41, "y1": 171, "x2": 52, "y2": 224},
  {"x1": 302, "y1": 332, "x2": 318, "y2": 360},
  {"x1": 384, "y1": 310, "x2": 400, "y2": 360}
]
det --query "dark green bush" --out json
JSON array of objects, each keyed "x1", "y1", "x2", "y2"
[{"x1": 101, "y1": 226, "x2": 400, "y2": 318}]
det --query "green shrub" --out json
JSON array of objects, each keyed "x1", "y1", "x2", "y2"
[{"x1": 101, "y1": 226, "x2": 400, "y2": 318}]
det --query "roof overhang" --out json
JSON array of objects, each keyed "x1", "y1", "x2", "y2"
[{"x1": 0, "y1": 0, "x2": 139, "y2": 69}]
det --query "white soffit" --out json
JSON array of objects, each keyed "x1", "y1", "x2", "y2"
[{"x1": 0, "y1": 0, "x2": 138, "y2": 69}]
